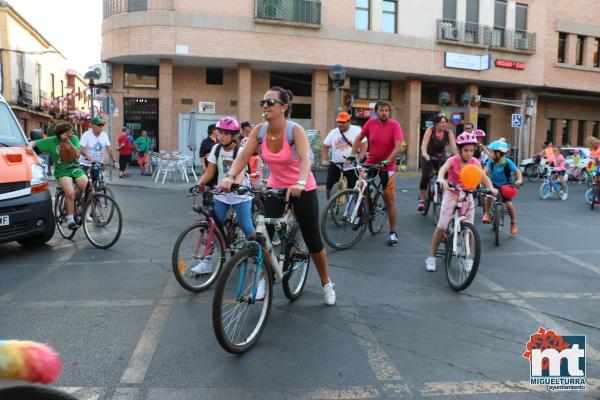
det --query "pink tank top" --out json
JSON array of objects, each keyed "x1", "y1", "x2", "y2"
[
  {"x1": 447, "y1": 155, "x2": 481, "y2": 189},
  {"x1": 261, "y1": 137, "x2": 317, "y2": 191}
]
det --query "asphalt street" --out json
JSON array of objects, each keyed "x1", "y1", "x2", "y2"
[{"x1": 0, "y1": 177, "x2": 599, "y2": 400}]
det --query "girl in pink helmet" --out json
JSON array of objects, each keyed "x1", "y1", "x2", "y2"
[{"x1": 424, "y1": 131, "x2": 497, "y2": 272}]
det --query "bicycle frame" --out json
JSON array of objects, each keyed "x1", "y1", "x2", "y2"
[
  {"x1": 342, "y1": 165, "x2": 382, "y2": 223},
  {"x1": 449, "y1": 190, "x2": 473, "y2": 255}
]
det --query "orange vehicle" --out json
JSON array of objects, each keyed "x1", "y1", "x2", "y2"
[{"x1": 0, "y1": 94, "x2": 55, "y2": 246}]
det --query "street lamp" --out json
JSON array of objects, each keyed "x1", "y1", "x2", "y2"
[
  {"x1": 83, "y1": 69, "x2": 100, "y2": 119},
  {"x1": 328, "y1": 64, "x2": 347, "y2": 123}
]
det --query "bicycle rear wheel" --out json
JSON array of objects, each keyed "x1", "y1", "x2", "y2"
[
  {"x1": 494, "y1": 204, "x2": 503, "y2": 247},
  {"x1": 172, "y1": 221, "x2": 225, "y2": 292},
  {"x1": 527, "y1": 165, "x2": 541, "y2": 182},
  {"x1": 83, "y1": 193, "x2": 122, "y2": 249},
  {"x1": 368, "y1": 192, "x2": 387, "y2": 234},
  {"x1": 54, "y1": 191, "x2": 76, "y2": 239},
  {"x1": 282, "y1": 224, "x2": 310, "y2": 301},
  {"x1": 320, "y1": 189, "x2": 367, "y2": 250},
  {"x1": 445, "y1": 221, "x2": 480, "y2": 292},
  {"x1": 212, "y1": 246, "x2": 273, "y2": 354},
  {"x1": 329, "y1": 176, "x2": 348, "y2": 227}
]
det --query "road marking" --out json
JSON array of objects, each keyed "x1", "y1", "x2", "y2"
[
  {"x1": 478, "y1": 275, "x2": 600, "y2": 362},
  {"x1": 56, "y1": 387, "x2": 104, "y2": 400},
  {"x1": 340, "y1": 306, "x2": 412, "y2": 396},
  {"x1": 120, "y1": 276, "x2": 178, "y2": 384},
  {"x1": 474, "y1": 291, "x2": 600, "y2": 300},
  {"x1": 518, "y1": 235, "x2": 600, "y2": 275},
  {"x1": 421, "y1": 378, "x2": 600, "y2": 395},
  {"x1": 110, "y1": 387, "x2": 141, "y2": 400},
  {"x1": 146, "y1": 386, "x2": 381, "y2": 400}
]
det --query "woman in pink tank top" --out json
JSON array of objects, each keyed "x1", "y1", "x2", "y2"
[{"x1": 220, "y1": 86, "x2": 336, "y2": 306}]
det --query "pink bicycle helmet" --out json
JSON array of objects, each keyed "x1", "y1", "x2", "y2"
[
  {"x1": 216, "y1": 117, "x2": 240, "y2": 132},
  {"x1": 456, "y1": 131, "x2": 479, "y2": 146},
  {"x1": 474, "y1": 129, "x2": 486, "y2": 138}
]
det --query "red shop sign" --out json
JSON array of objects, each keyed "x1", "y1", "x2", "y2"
[
  {"x1": 354, "y1": 107, "x2": 373, "y2": 118},
  {"x1": 495, "y1": 59, "x2": 526, "y2": 70}
]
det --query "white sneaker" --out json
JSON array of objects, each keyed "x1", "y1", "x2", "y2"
[
  {"x1": 85, "y1": 214, "x2": 94, "y2": 223},
  {"x1": 322, "y1": 281, "x2": 336, "y2": 306},
  {"x1": 272, "y1": 237, "x2": 281, "y2": 246},
  {"x1": 561, "y1": 192, "x2": 568, "y2": 200},
  {"x1": 254, "y1": 278, "x2": 266, "y2": 301},
  {"x1": 190, "y1": 258, "x2": 213, "y2": 275},
  {"x1": 464, "y1": 259, "x2": 474, "y2": 274},
  {"x1": 425, "y1": 256, "x2": 436, "y2": 272}
]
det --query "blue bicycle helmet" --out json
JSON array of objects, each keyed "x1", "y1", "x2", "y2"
[{"x1": 488, "y1": 139, "x2": 510, "y2": 153}]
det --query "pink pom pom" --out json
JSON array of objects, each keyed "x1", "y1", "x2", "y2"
[{"x1": 22, "y1": 343, "x2": 63, "y2": 384}]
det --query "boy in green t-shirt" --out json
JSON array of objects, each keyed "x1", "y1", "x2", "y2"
[
  {"x1": 133, "y1": 131, "x2": 152, "y2": 175},
  {"x1": 27, "y1": 123, "x2": 88, "y2": 228}
]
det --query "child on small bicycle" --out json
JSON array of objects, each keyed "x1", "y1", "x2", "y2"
[
  {"x1": 27, "y1": 123, "x2": 87, "y2": 229},
  {"x1": 194, "y1": 117, "x2": 255, "y2": 275},
  {"x1": 586, "y1": 136, "x2": 600, "y2": 199},
  {"x1": 552, "y1": 147, "x2": 568, "y2": 200},
  {"x1": 425, "y1": 132, "x2": 497, "y2": 272},
  {"x1": 482, "y1": 139, "x2": 522, "y2": 235}
]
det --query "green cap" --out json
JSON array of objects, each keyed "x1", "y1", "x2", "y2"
[{"x1": 91, "y1": 117, "x2": 104, "y2": 125}]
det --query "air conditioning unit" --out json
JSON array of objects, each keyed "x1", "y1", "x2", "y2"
[
  {"x1": 92, "y1": 63, "x2": 113, "y2": 86},
  {"x1": 339, "y1": 76, "x2": 350, "y2": 90},
  {"x1": 441, "y1": 22, "x2": 459, "y2": 41}
]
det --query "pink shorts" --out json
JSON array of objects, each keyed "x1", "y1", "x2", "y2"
[
  {"x1": 138, "y1": 153, "x2": 149, "y2": 165},
  {"x1": 436, "y1": 191, "x2": 475, "y2": 231}
]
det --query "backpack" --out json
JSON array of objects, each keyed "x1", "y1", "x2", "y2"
[
  {"x1": 257, "y1": 121, "x2": 314, "y2": 164},
  {"x1": 489, "y1": 160, "x2": 512, "y2": 183},
  {"x1": 214, "y1": 144, "x2": 250, "y2": 174}
]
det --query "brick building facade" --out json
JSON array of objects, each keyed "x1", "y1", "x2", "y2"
[{"x1": 101, "y1": 0, "x2": 600, "y2": 168}]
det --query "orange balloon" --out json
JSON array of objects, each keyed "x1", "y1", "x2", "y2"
[{"x1": 460, "y1": 164, "x2": 483, "y2": 190}]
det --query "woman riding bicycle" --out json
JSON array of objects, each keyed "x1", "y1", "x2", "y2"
[
  {"x1": 424, "y1": 132, "x2": 497, "y2": 272},
  {"x1": 482, "y1": 139, "x2": 523, "y2": 235},
  {"x1": 418, "y1": 114, "x2": 457, "y2": 212},
  {"x1": 193, "y1": 117, "x2": 256, "y2": 275},
  {"x1": 220, "y1": 86, "x2": 336, "y2": 305},
  {"x1": 27, "y1": 123, "x2": 87, "y2": 229}
]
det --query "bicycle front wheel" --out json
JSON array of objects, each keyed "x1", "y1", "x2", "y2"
[
  {"x1": 368, "y1": 192, "x2": 388, "y2": 234},
  {"x1": 0, "y1": 386, "x2": 79, "y2": 400},
  {"x1": 172, "y1": 221, "x2": 225, "y2": 292},
  {"x1": 539, "y1": 182, "x2": 551, "y2": 199},
  {"x1": 83, "y1": 193, "x2": 122, "y2": 249},
  {"x1": 320, "y1": 189, "x2": 367, "y2": 250},
  {"x1": 585, "y1": 187, "x2": 594, "y2": 205},
  {"x1": 494, "y1": 204, "x2": 502, "y2": 247},
  {"x1": 282, "y1": 224, "x2": 310, "y2": 301},
  {"x1": 212, "y1": 246, "x2": 273, "y2": 354},
  {"x1": 445, "y1": 221, "x2": 481, "y2": 292},
  {"x1": 54, "y1": 191, "x2": 76, "y2": 239},
  {"x1": 527, "y1": 165, "x2": 541, "y2": 182}
]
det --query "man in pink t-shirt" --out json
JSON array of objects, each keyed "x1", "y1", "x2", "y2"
[{"x1": 350, "y1": 100, "x2": 405, "y2": 246}]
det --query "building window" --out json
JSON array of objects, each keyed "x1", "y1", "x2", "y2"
[
  {"x1": 206, "y1": 68, "x2": 224, "y2": 85},
  {"x1": 575, "y1": 35, "x2": 585, "y2": 65},
  {"x1": 128, "y1": 0, "x2": 147, "y2": 12},
  {"x1": 465, "y1": 0, "x2": 479, "y2": 43},
  {"x1": 577, "y1": 120, "x2": 586, "y2": 146},
  {"x1": 382, "y1": 0, "x2": 397, "y2": 33},
  {"x1": 351, "y1": 78, "x2": 391, "y2": 100},
  {"x1": 515, "y1": 3, "x2": 527, "y2": 32},
  {"x1": 292, "y1": 104, "x2": 312, "y2": 119},
  {"x1": 561, "y1": 120, "x2": 570, "y2": 145},
  {"x1": 355, "y1": 0, "x2": 370, "y2": 30},
  {"x1": 124, "y1": 65, "x2": 159, "y2": 88},
  {"x1": 594, "y1": 39, "x2": 600, "y2": 67},
  {"x1": 557, "y1": 32, "x2": 567, "y2": 63},
  {"x1": 492, "y1": 0, "x2": 506, "y2": 47},
  {"x1": 594, "y1": 121, "x2": 600, "y2": 138},
  {"x1": 269, "y1": 72, "x2": 312, "y2": 97},
  {"x1": 443, "y1": 0, "x2": 456, "y2": 20},
  {"x1": 546, "y1": 119, "x2": 555, "y2": 144}
]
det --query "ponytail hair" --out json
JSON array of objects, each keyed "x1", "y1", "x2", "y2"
[{"x1": 269, "y1": 86, "x2": 293, "y2": 118}]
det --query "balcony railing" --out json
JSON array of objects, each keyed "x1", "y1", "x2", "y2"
[
  {"x1": 255, "y1": 0, "x2": 321, "y2": 27},
  {"x1": 17, "y1": 80, "x2": 32, "y2": 106},
  {"x1": 436, "y1": 19, "x2": 536, "y2": 53},
  {"x1": 103, "y1": 0, "x2": 148, "y2": 19}
]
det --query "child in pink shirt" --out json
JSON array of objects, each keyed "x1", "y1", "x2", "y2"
[{"x1": 425, "y1": 132, "x2": 497, "y2": 272}]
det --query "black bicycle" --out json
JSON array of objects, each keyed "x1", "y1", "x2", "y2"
[
  {"x1": 421, "y1": 156, "x2": 444, "y2": 225},
  {"x1": 54, "y1": 163, "x2": 122, "y2": 249},
  {"x1": 320, "y1": 162, "x2": 388, "y2": 250}
]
